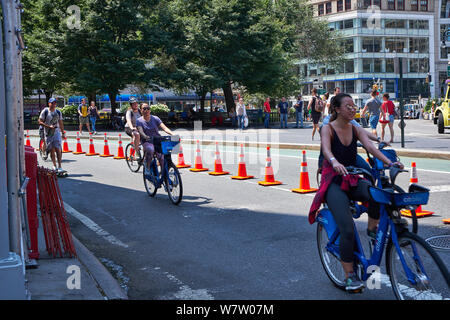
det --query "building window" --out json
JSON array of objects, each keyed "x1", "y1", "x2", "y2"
[
  {"x1": 337, "y1": 0, "x2": 344, "y2": 12},
  {"x1": 373, "y1": 0, "x2": 381, "y2": 8},
  {"x1": 410, "y1": 20, "x2": 429, "y2": 30},
  {"x1": 386, "y1": 59, "x2": 395, "y2": 73},
  {"x1": 385, "y1": 19, "x2": 406, "y2": 29},
  {"x1": 374, "y1": 59, "x2": 383, "y2": 72},
  {"x1": 411, "y1": 0, "x2": 418, "y2": 11},
  {"x1": 362, "y1": 80, "x2": 373, "y2": 93},
  {"x1": 363, "y1": 0, "x2": 371, "y2": 9},
  {"x1": 344, "y1": 38, "x2": 354, "y2": 53},
  {"x1": 343, "y1": 19, "x2": 354, "y2": 29},
  {"x1": 345, "y1": 60, "x2": 354, "y2": 73},
  {"x1": 318, "y1": 4, "x2": 324, "y2": 15},
  {"x1": 387, "y1": 0, "x2": 395, "y2": 10},
  {"x1": 385, "y1": 37, "x2": 408, "y2": 53},
  {"x1": 363, "y1": 59, "x2": 372, "y2": 73},
  {"x1": 385, "y1": 80, "x2": 395, "y2": 92},
  {"x1": 442, "y1": 0, "x2": 450, "y2": 18},
  {"x1": 362, "y1": 37, "x2": 382, "y2": 52},
  {"x1": 441, "y1": 47, "x2": 449, "y2": 60},
  {"x1": 396, "y1": 0, "x2": 404, "y2": 10},
  {"x1": 326, "y1": 2, "x2": 332, "y2": 14},
  {"x1": 409, "y1": 37, "x2": 429, "y2": 53},
  {"x1": 419, "y1": 0, "x2": 427, "y2": 11},
  {"x1": 345, "y1": 80, "x2": 355, "y2": 93},
  {"x1": 345, "y1": 0, "x2": 352, "y2": 10}
]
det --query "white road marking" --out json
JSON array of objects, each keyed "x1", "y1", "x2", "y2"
[
  {"x1": 64, "y1": 202, "x2": 129, "y2": 248},
  {"x1": 163, "y1": 271, "x2": 214, "y2": 300},
  {"x1": 427, "y1": 185, "x2": 450, "y2": 193}
]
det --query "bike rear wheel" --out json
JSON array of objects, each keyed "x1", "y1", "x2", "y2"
[
  {"x1": 164, "y1": 163, "x2": 183, "y2": 205},
  {"x1": 386, "y1": 231, "x2": 450, "y2": 300},
  {"x1": 143, "y1": 162, "x2": 157, "y2": 197},
  {"x1": 126, "y1": 143, "x2": 142, "y2": 172},
  {"x1": 316, "y1": 223, "x2": 346, "y2": 290}
]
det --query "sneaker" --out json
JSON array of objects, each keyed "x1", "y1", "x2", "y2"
[{"x1": 345, "y1": 272, "x2": 364, "y2": 291}]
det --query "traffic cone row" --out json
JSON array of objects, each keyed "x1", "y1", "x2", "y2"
[
  {"x1": 100, "y1": 133, "x2": 114, "y2": 157},
  {"x1": 189, "y1": 140, "x2": 209, "y2": 172},
  {"x1": 258, "y1": 147, "x2": 281, "y2": 186},
  {"x1": 72, "y1": 132, "x2": 85, "y2": 155},
  {"x1": 231, "y1": 144, "x2": 254, "y2": 180},
  {"x1": 26, "y1": 130, "x2": 31, "y2": 147},
  {"x1": 176, "y1": 141, "x2": 191, "y2": 168},
  {"x1": 113, "y1": 134, "x2": 126, "y2": 160},
  {"x1": 401, "y1": 162, "x2": 434, "y2": 218},
  {"x1": 62, "y1": 131, "x2": 72, "y2": 153}
]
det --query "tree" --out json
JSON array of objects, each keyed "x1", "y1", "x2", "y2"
[{"x1": 154, "y1": 0, "x2": 344, "y2": 112}]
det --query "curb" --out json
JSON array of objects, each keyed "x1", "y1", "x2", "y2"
[
  {"x1": 71, "y1": 236, "x2": 128, "y2": 300},
  {"x1": 29, "y1": 134, "x2": 450, "y2": 160}
]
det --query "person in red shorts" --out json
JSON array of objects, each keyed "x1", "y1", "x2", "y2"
[{"x1": 380, "y1": 93, "x2": 395, "y2": 143}]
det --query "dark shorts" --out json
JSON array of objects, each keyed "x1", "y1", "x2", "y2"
[
  {"x1": 125, "y1": 127, "x2": 138, "y2": 138},
  {"x1": 312, "y1": 113, "x2": 321, "y2": 124}
]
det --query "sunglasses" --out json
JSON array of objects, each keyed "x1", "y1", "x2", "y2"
[
  {"x1": 142, "y1": 107, "x2": 150, "y2": 111},
  {"x1": 344, "y1": 104, "x2": 357, "y2": 111}
]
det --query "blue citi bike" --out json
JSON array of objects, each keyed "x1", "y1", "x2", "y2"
[
  {"x1": 141, "y1": 135, "x2": 183, "y2": 205},
  {"x1": 316, "y1": 146, "x2": 450, "y2": 300}
]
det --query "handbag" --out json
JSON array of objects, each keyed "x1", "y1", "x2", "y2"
[{"x1": 244, "y1": 116, "x2": 249, "y2": 128}]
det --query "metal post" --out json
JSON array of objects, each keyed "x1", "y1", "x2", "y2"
[
  {"x1": 0, "y1": 0, "x2": 27, "y2": 299},
  {"x1": 399, "y1": 57, "x2": 405, "y2": 148}
]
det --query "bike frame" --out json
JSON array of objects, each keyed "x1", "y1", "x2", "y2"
[
  {"x1": 324, "y1": 202, "x2": 423, "y2": 285},
  {"x1": 146, "y1": 153, "x2": 172, "y2": 188}
]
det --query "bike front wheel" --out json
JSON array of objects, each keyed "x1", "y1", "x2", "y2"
[
  {"x1": 143, "y1": 164, "x2": 157, "y2": 197},
  {"x1": 164, "y1": 163, "x2": 183, "y2": 205},
  {"x1": 386, "y1": 231, "x2": 450, "y2": 300},
  {"x1": 316, "y1": 222, "x2": 346, "y2": 290},
  {"x1": 126, "y1": 143, "x2": 142, "y2": 172}
]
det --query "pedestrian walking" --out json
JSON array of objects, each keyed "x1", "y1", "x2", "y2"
[
  {"x1": 78, "y1": 98, "x2": 90, "y2": 134},
  {"x1": 326, "y1": 87, "x2": 340, "y2": 117},
  {"x1": 278, "y1": 97, "x2": 289, "y2": 129},
  {"x1": 236, "y1": 98, "x2": 247, "y2": 131},
  {"x1": 294, "y1": 94, "x2": 303, "y2": 128},
  {"x1": 89, "y1": 100, "x2": 100, "y2": 135},
  {"x1": 38, "y1": 97, "x2": 66, "y2": 174},
  {"x1": 263, "y1": 97, "x2": 271, "y2": 128},
  {"x1": 307, "y1": 88, "x2": 324, "y2": 140},
  {"x1": 361, "y1": 89, "x2": 384, "y2": 137},
  {"x1": 380, "y1": 93, "x2": 395, "y2": 143},
  {"x1": 229, "y1": 107, "x2": 237, "y2": 129}
]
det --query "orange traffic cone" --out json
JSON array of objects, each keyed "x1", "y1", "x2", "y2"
[
  {"x1": 443, "y1": 219, "x2": 450, "y2": 224},
  {"x1": 401, "y1": 162, "x2": 434, "y2": 218},
  {"x1": 209, "y1": 142, "x2": 229, "y2": 176},
  {"x1": 100, "y1": 133, "x2": 114, "y2": 157},
  {"x1": 291, "y1": 150, "x2": 318, "y2": 194},
  {"x1": 176, "y1": 141, "x2": 191, "y2": 168},
  {"x1": 62, "y1": 131, "x2": 72, "y2": 153},
  {"x1": 189, "y1": 140, "x2": 209, "y2": 172},
  {"x1": 26, "y1": 130, "x2": 31, "y2": 146},
  {"x1": 73, "y1": 132, "x2": 85, "y2": 155},
  {"x1": 114, "y1": 134, "x2": 126, "y2": 160},
  {"x1": 258, "y1": 147, "x2": 282, "y2": 186},
  {"x1": 231, "y1": 144, "x2": 254, "y2": 180},
  {"x1": 86, "y1": 133, "x2": 99, "y2": 156}
]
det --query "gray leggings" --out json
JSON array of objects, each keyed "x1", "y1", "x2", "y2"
[{"x1": 325, "y1": 179, "x2": 379, "y2": 263}]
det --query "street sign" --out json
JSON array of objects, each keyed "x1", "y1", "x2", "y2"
[{"x1": 398, "y1": 120, "x2": 406, "y2": 130}]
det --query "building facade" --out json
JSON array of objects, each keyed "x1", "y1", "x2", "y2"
[{"x1": 301, "y1": 0, "x2": 447, "y2": 107}]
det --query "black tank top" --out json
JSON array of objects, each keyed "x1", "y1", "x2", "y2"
[{"x1": 330, "y1": 124, "x2": 357, "y2": 167}]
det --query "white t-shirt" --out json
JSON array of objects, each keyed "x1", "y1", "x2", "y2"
[{"x1": 39, "y1": 107, "x2": 63, "y2": 137}]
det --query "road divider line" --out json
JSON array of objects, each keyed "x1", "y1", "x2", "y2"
[{"x1": 64, "y1": 202, "x2": 129, "y2": 248}]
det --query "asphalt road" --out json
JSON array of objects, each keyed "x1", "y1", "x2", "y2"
[{"x1": 31, "y1": 135, "x2": 450, "y2": 300}]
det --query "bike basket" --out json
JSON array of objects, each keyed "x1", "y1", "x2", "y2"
[
  {"x1": 374, "y1": 149, "x2": 398, "y2": 170},
  {"x1": 392, "y1": 192, "x2": 429, "y2": 206},
  {"x1": 161, "y1": 136, "x2": 180, "y2": 155},
  {"x1": 369, "y1": 186, "x2": 392, "y2": 205}
]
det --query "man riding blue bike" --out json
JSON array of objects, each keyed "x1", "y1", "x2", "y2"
[
  {"x1": 136, "y1": 103, "x2": 174, "y2": 176},
  {"x1": 309, "y1": 93, "x2": 403, "y2": 292}
]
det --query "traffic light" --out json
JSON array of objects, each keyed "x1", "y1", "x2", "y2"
[{"x1": 426, "y1": 74, "x2": 431, "y2": 83}]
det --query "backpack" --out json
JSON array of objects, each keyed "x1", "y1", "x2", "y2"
[{"x1": 314, "y1": 97, "x2": 324, "y2": 113}]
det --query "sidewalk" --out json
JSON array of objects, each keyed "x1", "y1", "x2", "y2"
[{"x1": 25, "y1": 214, "x2": 128, "y2": 300}]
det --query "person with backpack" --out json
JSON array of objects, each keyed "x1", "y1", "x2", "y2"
[
  {"x1": 38, "y1": 97, "x2": 66, "y2": 174},
  {"x1": 124, "y1": 97, "x2": 142, "y2": 156},
  {"x1": 294, "y1": 94, "x2": 303, "y2": 128},
  {"x1": 307, "y1": 88, "x2": 324, "y2": 140},
  {"x1": 361, "y1": 89, "x2": 384, "y2": 137}
]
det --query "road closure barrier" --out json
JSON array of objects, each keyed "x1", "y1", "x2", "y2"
[
  {"x1": 176, "y1": 140, "x2": 190, "y2": 168},
  {"x1": 100, "y1": 133, "x2": 114, "y2": 157},
  {"x1": 209, "y1": 142, "x2": 229, "y2": 176},
  {"x1": 37, "y1": 167, "x2": 76, "y2": 258},
  {"x1": 258, "y1": 147, "x2": 281, "y2": 186},
  {"x1": 73, "y1": 132, "x2": 85, "y2": 155},
  {"x1": 190, "y1": 140, "x2": 209, "y2": 172},
  {"x1": 231, "y1": 144, "x2": 254, "y2": 180},
  {"x1": 291, "y1": 150, "x2": 318, "y2": 194}
]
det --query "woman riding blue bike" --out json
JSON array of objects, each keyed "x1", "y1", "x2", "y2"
[
  {"x1": 136, "y1": 103, "x2": 174, "y2": 175},
  {"x1": 309, "y1": 93, "x2": 403, "y2": 291}
]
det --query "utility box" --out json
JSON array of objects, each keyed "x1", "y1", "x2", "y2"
[{"x1": 25, "y1": 145, "x2": 39, "y2": 259}]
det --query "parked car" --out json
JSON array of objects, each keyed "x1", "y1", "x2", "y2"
[{"x1": 434, "y1": 79, "x2": 450, "y2": 134}]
